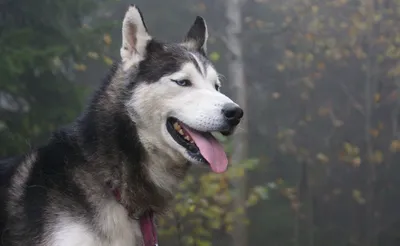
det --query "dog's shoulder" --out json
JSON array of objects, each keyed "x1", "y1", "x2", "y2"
[
  {"x1": 2, "y1": 128, "x2": 91, "y2": 245},
  {"x1": 0, "y1": 155, "x2": 23, "y2": 243},
  {"x1": 0, "y1": 155, "x2": 22, "y2": 187},
  {"x1": 18, "y1": 128, "x2": 87, "y2": 205}
]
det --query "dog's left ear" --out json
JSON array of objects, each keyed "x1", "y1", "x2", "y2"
[
  {"x1": 182, "y1": 16, "x2": 208, "y2": 55},
  {"x1": 120, "y1": 5, "x2": 151, "y2": 70}
]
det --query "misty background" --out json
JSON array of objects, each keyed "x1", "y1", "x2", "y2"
[{"x1": 1, "y1": 0, "x2": 400, "y2": 245}]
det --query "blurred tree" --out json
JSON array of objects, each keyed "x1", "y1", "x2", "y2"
[
  {"x1": 0, "y1": 0, "x2": 108, "y2": 156},
  {"x1": 269, "y1": 0, "x2": 400, "y2": 245},
  {"x1": 222, "y1": 0, "x2": 249, "y2": 246}
]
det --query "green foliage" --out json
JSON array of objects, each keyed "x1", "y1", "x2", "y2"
[
  {"x1": 250, "y1": 0, "x2": 400, "y2": 244},
  {"x1": 158, "y1": 145, "x2": 267, "y2": 245},
  {"x1": 0, "y1": 0, "x2": 108, "y2": 156}
]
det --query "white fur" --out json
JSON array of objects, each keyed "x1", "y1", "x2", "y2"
[
  {"x1": 189, "y1": 52, "x2": 206, "y2": 76},
  {"x1": 8, "y1": 152, "x2": 37, "y2": 216},
  {"x1": 147, "y1": 156, "x2": 181, "y2": 193},
  {"x1": 46, "y1": 201, "x2": 141, "y2": 246},
  {"x1": 166, "y1": 62, "x2": 236, "y2": 132},
  {"x1": 120, "y1": 5, "x2": 151, "y2": 71},
  {"x1": 126, "y1": 55, "x2": 238, "y2": 187},
  {"x1": 47, "y1": 220, "x2": 99, "y2": 246}
]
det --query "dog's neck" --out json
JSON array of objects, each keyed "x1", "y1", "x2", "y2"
[{"x1": 75, "y1": 65, "x2": 188, "y2": 215}]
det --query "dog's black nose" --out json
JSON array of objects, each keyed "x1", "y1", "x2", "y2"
[{"x1": 222, "y1": 103, "x2": 243, "y2": 126}]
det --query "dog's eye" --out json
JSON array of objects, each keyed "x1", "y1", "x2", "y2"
[{"x1": 172, "y1": 79, "x2": 191, "y2": 87}]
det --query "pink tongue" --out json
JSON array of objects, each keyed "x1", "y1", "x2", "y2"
[{"x1": 181, "y1": 126, "x2": 228, "y2": 173}]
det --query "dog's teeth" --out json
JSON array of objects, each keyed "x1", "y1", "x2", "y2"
[
  {"x1": 184, "y1": 136, "x2": 191, "y2": 141},
  {"x1": 178, "y1": 129, "x2": 184, "y2": 135},
  {"x1": 173, "y1": 122, "x2": 181, "y2": 130},
  {"x1": 190, "y1": 140, "x2": 194, "y2": 144}
]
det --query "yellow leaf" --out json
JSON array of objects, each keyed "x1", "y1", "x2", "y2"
[
  {"x1": 284, "y1": 16, "x2": 292, "y2": 24},
  {"x1": 305, "y1": 33, "x2": 314, "y2": 41},
  {"x1": 103, "y1": 34, "x2": 112, "y2": 45},
  {"x1": 305, "y1": 53, "x2": 314, "y2": 63},
  {"x1": 333, "y1": 119, "x2": 344, "y2": 127},
  {"x1": 374, "y1": 14, "x2": 382, "y2": 22},
  {"x1": 390, "y1": 140, "x2": 400, "y2": 152},
  {"x1": 237, "y1": 168, "x2": 245, "y2": 177},
  {"x1": 352, "y1": 157, "x2": 361, "y2": 167},
  {"x1": 311, "y1": 5, "x2": 319, "y2": 14},
  {"x1": 317, "y1": 62, "x2": 326, "y2": 70},
  {"x1": 255, "y1": 20, "x2": 265, "y2": 28},
  {"x1": 246, "y1": 193, "x2": 259, "y2": 207},
  {"x1": 209, "y1": 52, "x2": 220, "y2": 62},
  {"x1": 187, "y1": 236, "x2": 194, "y2": 244},
  {"x1": 74, "y1": 63, "x2": 87, "y2": 71},
  {"x1": 272, "y1": 92, "x2": 280, "y2": 99},
  {"x1": 103, "y1": 56, "x2": 113, "y2": 66},
  {"x1": 195, "y1": 239, "x2": 211, "y2": 246},
  {"x1": 352, "y1": 189, "x2": 366, "y2": 204},
  {"x1": 87, "y1": 51, "x2": 99, "y2": 60},
  {"x1": 344, "y1": 142, "x2": 352, "y2": 153},
  {"x1": 284, "y1": 50, "x2": 294, "y2": 58},
  {"x1": 316, "y1": 153, "x2": 329, "y2": 163},
  {"x1": 369, "y1": 128, "x2": 379, "y2": 138},
  {"x1": 370, "y1": 150, "x2": 383, "y2": 164},
  {"x1": 197, "y1": 2, "x2": 206, "y2": 11},
  {"x1": 374, "y1": 93, "x2": 381, "y2": 103},
  {"x1": 276, "y1": 64, "x2": 285, "y2": 72},
  {"x1": 344, "y1": 142, "x2": 359, "y2": 155},
  {"x1": 318, "y1": 106, "x2": 330, "y2": 116},
  {"x1": 378, "y1": 122, "x2": 384, "y2": 130}
]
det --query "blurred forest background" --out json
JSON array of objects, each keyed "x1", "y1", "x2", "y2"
[{"x1": 2, "y1": 0, "x2": 400, "y2": 245}]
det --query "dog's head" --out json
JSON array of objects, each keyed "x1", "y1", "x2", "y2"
[{"x1": 120, "y1": 6, "x2": 243, "y2": 173}]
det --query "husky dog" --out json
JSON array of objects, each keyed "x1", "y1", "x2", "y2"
[{"x1": 0, "y1": 5, "x2": 243, "y2": 246}]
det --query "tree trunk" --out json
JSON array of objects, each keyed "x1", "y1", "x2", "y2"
[
  {"x1": 224, "y1": 0, "x2": 248, "y2": 246},
  {"x1": 363, "y1": 0, "x2": 376, "y2": 245}
]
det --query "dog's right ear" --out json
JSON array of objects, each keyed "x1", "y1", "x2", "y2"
[
  {"x1": 120, "y1": 5, "x2": 151, "y2": 70},
  {"x1": 182, "y1": 16, "x2": 208, "y2": 55}
]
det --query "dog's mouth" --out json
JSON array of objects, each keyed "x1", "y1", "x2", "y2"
[{"x1": 166, "y1": 117, "x2": 228, "y2": 173}]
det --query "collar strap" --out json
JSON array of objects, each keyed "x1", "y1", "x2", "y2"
[
  {"x1": 140, "y1": 210, "x2": 158, "y2": 246},
  {"x1": 111, "y1": 186, "x2": 159, "y2": 246}
]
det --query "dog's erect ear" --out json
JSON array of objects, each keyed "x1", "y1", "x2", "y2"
[
  {"x1": 182, "y1": 16, "x2": 208, "y2": 55},
  {"x1": 120, "y1": 5, "x2": 151, "y2": 70}
]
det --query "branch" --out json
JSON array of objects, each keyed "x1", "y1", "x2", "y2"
[
  {"x1": 175, "y1": 213, "x2": 184, "y2": 246},
  {"x1": 338, "y1": 82, "x2": 365, "y2": 116}
]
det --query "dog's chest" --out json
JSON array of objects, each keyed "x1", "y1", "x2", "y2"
[{"x1": 47, "y1": 203, "x2": 143, "y2": 246}]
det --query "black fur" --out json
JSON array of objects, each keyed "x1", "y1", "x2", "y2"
[
  {"x1": 136, "y1": 40, "x2": 210, "y2": 83},
  {"x1": 0, "y1": 8, "x2": 215, "y2": 245},
  {"x1": 184, "y1": 16, "x2": 208, "y2": 56},
  {"x1": 0, "y1": 39, "x2": 198, "y2": 245}
]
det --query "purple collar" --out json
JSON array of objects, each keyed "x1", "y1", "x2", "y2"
[
  {"x1": 111, "y1": 187, "x2": 159, "y2": 246},
  {"x1": 139, "y1": 211, "x2": 158, "y2": 246}
]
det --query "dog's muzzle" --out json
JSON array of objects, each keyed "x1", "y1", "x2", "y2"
[
  {"x1": 222, "y1": 103, "x2": 243, "y2": 127},
  {"x1": 220, "y1": 103, "x2": 243, "y2": 136}
]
